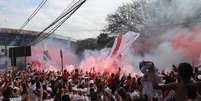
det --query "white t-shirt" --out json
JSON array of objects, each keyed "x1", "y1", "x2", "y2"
[
  {"x1": 71, "y1": 95, "x2": 90, "y2": 101},
  {"x1": 142, "y1": 81, "x2": 156, "y2": 97}
]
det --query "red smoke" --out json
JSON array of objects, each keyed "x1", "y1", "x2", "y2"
[
  {"x1": 28, "y1": 45, "x2": 78, "y2": 71},
  {"x1": 171, "y1": 27, "x2": 201, "y2": 64},
  {"x1": 79, "y1": 56, "x2": 119, "y2": 74}
]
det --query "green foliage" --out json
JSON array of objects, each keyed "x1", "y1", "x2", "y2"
[{"x1": 74, "y1": 33, "x2": 115, "y2": 53}]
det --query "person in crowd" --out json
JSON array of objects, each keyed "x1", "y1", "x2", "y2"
[{"x1": 154, "y1": 62, "x2": 201, "y2": 101}]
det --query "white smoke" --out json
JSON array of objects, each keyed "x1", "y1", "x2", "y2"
[
  {"x1": 29, "y1": 0, "x2": 201, "y2": 73},
  {"x1": 78, "y1": 0, "x2": 201, "y2": 73},
  {"x1": 83, "y1": 0, "x2": 201, "y2": 72},
  {"x1": 131, "y1": 0, "x2": 201, "y2": 70},
  {"x1": 144, "y1": 0, "x2": 201, "y2": 26},
  {"x1": 28, "y1": 35, "x2": 79, "y2": 71}
]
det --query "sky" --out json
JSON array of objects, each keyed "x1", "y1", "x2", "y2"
[{"x1": 0, "y1": 0, "x2": 132, "y2": 40}]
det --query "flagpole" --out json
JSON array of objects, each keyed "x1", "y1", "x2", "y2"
[{"x1": 60, "y1": 49, "x2": 64, "y2": 75}]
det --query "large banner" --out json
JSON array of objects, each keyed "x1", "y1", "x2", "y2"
[{"x1": 110, "y1": 31, "x2": 140, "y2": 58}]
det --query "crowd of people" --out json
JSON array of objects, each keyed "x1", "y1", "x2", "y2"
[{"x1": 0, "y1": 61, "x2": 201, "y2": 101}]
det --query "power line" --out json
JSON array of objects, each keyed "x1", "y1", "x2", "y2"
[
  {"x1": 11, "y1": 0, "x2": 47, "y2": 46},
  {"x1": 31, "y1": 0, "x2": 82, "y2": 43},
  {"x1": 20, "y1": 0, "x2": 47, "y2": 29},
  {"x1": 34, "y1": 1, "x2": 85, "y2": 43},
  {"x1": 25, "y1": 0, "x2": 86, "y2": 46},
  {"x1": 52, "y1": 0, "x2": 77, "y2": 24}
]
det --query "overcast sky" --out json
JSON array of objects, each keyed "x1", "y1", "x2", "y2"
[{"x1": 0, "y1": 0, "x2": 132, "y2": 40}]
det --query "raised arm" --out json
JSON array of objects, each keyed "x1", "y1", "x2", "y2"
[{"x1": 153, "y1": 82, "x2": 177, "y2": 91}]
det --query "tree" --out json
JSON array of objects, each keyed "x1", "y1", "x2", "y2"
[
  {"x1": 104, "y1": 1, "x2": 147, "y2": 34},
  {"x1": 97, "y1": 33, "x2": 115, "y2": 48},
  {"x1": 104, "y1": 0, "x2": 201, "y2": 35},
  {"x1": 74, "y1": 38, "x2": 97, "y2": 54},
  {"x1": 97, "y1": 33, "x2": 109, "y2": 45},
  {"x1": 104, "y1": 0, "x2": 152, "y2": 54}
]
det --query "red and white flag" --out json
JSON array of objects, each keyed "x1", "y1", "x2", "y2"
[{"x1": 110, "y1": 31, "x2": 140, "y2": 58}]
